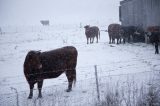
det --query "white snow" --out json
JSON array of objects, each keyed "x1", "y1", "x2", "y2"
[{"x1": 0, "y1": 24, "x2": 160, "y2": 106}]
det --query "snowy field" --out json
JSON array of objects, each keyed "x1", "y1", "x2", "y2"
[{"x1": 0, "y1": 24, "x2": 160, "y2": 106}]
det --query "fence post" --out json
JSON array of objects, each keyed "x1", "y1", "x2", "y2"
[
  {"x1": 10, "y1": 87, "x2": 19, "y2": 106},
  {"x1": 0, "y1": 27, "x2": 2, "y2": 35},
  {"x1": 94, "y1": 65, "x2": 100, "y2": 102}
]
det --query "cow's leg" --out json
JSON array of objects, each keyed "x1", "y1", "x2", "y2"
[
  {"x1": 90, "y1": 38, "x2": 92, "y2": 44},
  {"x1": 128, "y1": 35, "x2": 131, "y2": 42},
  {"x1": 92, "y1": 37, "x2": 95, "y2": 43},
  {"x1": 112, "y1": 38, "x2": 115, "y2": 44},
  {"x1": 109, "y1": 35, "x2": 111, "y2": 44},
  {"x1": 65, "y1": 70, "x2": 76, "y2": 92},
  {"x1": 120, "y1": 38, "x2": 121, "y2": 44},
  {"x1": 133, "y1": 34, "x2": 136, "y2": 42},
  {"x1": 155, "y1": 42, "x2": 159, "y2": 54},
  {"x1": 117, "y1": 38, "x2": 119, "y2": 44},
  {"x1": 123, "y1": 38, "x2": 126, "y2": 44},
  {"x1": 37, "y1": 80, "x2": 43, "y2": 98},
  {"x1": 28, "y1": 82, "x2": 35, "y2": 99},
  {"x1": 90, "y1": 37, "x2": 92, "y2": 43},
  {"x1": 111, "y1": 37, "x2": 113, "y2": 43},
  {"x1": 87, "y1": 37, "x2": 89, "y2": 44},
  {"x1": 109, "y1": 36, "x2": 111, "y2": 44}
]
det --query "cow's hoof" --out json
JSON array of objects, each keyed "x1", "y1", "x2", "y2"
[
  {"x1": 37, "y1": 96, "x2": 42, "y2": 99},
  {"x1": 38, "y1": 95, "x2": 42, "y2": 98},
  {"x1": 28, "y1": 96, "x2": 32, "y2": 99},
  {"x1": 66, "y1": 89, "x2": 72, "y2": 92}
]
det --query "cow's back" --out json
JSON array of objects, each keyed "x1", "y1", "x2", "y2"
[
  {"x1": 40, "y1": 46, "x2": 78, "y2": 72},
  {"x1": 149, "y1": 32, "x2": 160, "y2": 43},
  {"x1": 108, "y1": 24, "x2": 121, "y2": 38},
  {"x1": 85, "y1": 26, "x2": 99, "y2": 37},
  {"x1": 108, "y1": 24, "x2": 121, "y2": 33}
]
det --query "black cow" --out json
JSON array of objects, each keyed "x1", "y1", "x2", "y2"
[
  {"x1": 121, "y1": 26, "x2": 145, "y2": 43},
  {"x1": 148, "y1": 32, "x2": 160, "y2": 54},
  {"x1": 146, "y1": 26, "x2": 160, "y2": 54},
  {"x1": 133, "y1": 26, "x2": 145, "y2": 42},
  {"x1": 84, "y1": 25, "x2": 100, "y2": 44},
  {"x1": 24, "y1": 46, "x2": 78, "y2": 99},
  {"x1": 121, "y1": 26, "x2": 137, "y2": 43}
]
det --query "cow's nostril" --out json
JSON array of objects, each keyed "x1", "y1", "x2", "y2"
[{"x1": 39, "y1": 64, "x2": 42, "y2": 69}]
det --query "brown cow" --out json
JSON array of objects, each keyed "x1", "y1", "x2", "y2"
[
  {"x1": 24, "y1": 46, "x2": 78, "y2": 99},
  {"x1": 84, "y1": 25, "x2": 100, "y2": 44},
  {"x1": 108, "y1": 24, "x2": 123, "y2": 44}
]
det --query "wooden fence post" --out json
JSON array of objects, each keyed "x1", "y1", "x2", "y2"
[{"x1": 94, "y1": 65, "x2": 100, "y2": 102}]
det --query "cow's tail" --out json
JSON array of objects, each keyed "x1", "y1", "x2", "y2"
[
  {"x1": 73, "y1": 48, "x2": 77, "y2": 87},
  {"x1": 73, "y1": 69, "x2": 76, "y2": 86},
  {"x1": 99, "y1": 29, "x2": 100, "y2": 39}
]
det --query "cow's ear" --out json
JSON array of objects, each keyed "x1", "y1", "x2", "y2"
[
  {"x1": 27, "y1": 51, "x2": 33, "y2": 58},
  {"x1": 36, "y1": 51, "x2": 41, "y2": 56}
]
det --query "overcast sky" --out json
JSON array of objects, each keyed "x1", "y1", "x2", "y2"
[{"x1": 0, "y1": 0, "x2": 121, "y2": 26}]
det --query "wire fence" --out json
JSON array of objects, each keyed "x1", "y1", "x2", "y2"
[
  {"x1": 0, "y1": 60, "x2": 157, "y2": 87},
  {"x1": 0, "y1": 54, "x2": 158, "y2": 80},
  {"x1": 0, "y1": 63, "x2": 159, "y2": 106}
]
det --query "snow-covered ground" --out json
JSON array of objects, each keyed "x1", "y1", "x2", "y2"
[{"x1": 0, "y1": 24, "x2": 160, "y2": 106}]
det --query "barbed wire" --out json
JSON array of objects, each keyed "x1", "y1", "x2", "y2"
[
  {"x1": 0, "y1": 70, "x2": 160, "y2": 95},
  {"x1": 1, "y1": 64, "x2": 159, "y2": 86},
  {"x1": 0, "y1": 53, "x2": 158, "y2": 81},
  {"x1": 0, "y1": 66, "x2": 158, "y2": 88},
  {"x1": 0, "y1": 61, "x2": 155, "y2": 86}
]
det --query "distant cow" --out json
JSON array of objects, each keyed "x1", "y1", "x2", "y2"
[
  {"x1": 146, "y1": 26, "x2": 160, "y2": 43},
  {"x1": 151, "y1": 32, "x2": 160, "y2": 54},
  {"x1": 133, "y1": 26, "x2": 145, "y2": 42},
  {"x1": 40, "y1": 20, "x2": 50, "y2": 26},
  {"x1": 147, "y1": 26, "x2": 160, "y2": 33},
  {"x1": 121, "y1": 26, "x2": 137, "y2": 43},
  {"x1": 146, "y1": 26, "x2": 160, "y2": 54},
  {"x1": 108, "y1": 24, "x2": 123, "y2": 44},
  {"x1": 120, "y1": 26, "x2": 145, "y2": 43},
  {"x1": 84, "y1": 25, "x2": 100, "y2": 44},
  {"x1": 24, "y1": 46, "x2": 78, "y2": 99}
]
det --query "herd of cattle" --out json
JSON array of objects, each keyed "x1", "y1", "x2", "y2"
[
  {"x1": 84, "y1": 24, "x2": 160, "y2": 45},
  {"x1": 84, "y1": 24, "x2": 160, "y2": 54},
  {"x1": 107, "y1": 24, "x2": 146, "y2": 44},
  {"x1": 23, "y1": 23, "x2": 160, "y2": 99}
]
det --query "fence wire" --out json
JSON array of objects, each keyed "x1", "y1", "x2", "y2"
[{"x1": 0, "y1": 64, "x2": 159, "y2": 106}]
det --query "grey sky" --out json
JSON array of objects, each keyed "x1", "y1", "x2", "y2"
[{"x1": 0, "y1": 0, "x2": 121, "y2": 26}]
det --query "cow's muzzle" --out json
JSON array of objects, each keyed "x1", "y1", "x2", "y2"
[{"x1": 38, "y1": 64, "x2": 42, "y2": 69}]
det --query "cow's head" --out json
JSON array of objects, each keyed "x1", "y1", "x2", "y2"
[
  {"x1": 27, "y1": 51, "x2": 42, "y2": 70},
  {"x1": 84, "y1": 25, "x2": 90, "y2": 29}
]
